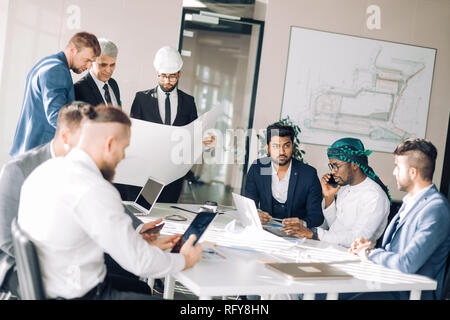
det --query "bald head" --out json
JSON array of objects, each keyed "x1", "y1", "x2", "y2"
[{"x1": 78, "y1": 105, "x2": 131, "y2": 181}]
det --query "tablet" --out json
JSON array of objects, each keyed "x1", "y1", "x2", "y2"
[{"x1": 171, "y1": 210, "x2": 217, "y2": 253}]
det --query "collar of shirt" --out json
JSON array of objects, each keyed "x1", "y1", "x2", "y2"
[
  {"x1": 400, "y1": 184, "x2": 434, "y2": 221},
  {"x1": 66, "y1": 147, "x2": 103, "y2": 177},
  {"x1": 271, "y1": 160, "x2": 292, "y2": 204},
  {"x1": 338, "y1": 175, "x2": 370, "y2": 197},
  {"x1": 89, "y1": 69, "x2": 117, "y2": 105},
  {"x1": 50, "y1": 139, "x2": 56, "y2": 159}
]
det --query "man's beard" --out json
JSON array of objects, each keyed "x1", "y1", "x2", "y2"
[
  {"x1": 268, "y1": 151, "x2": 291, "y2": 166},
  {"x1": 100, "y1": 165, "x2": 116, "y2": 183},
  {"x1": 160, "y1": 81, "x2": 178, "y2": 92}
]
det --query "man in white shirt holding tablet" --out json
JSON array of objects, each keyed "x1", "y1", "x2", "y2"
[{"x1": 18, "y1": 105, "x2": 202, "y2": 299}]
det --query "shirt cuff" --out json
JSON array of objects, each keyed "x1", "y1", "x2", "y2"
[
  {"x1": 316, "y1": 227, "x2": 325, "y2": 240},
  {"x1": 169, "y1": 252, "x2": 186, "y2": 272},
  {"x1": 135, "y1": 223, "x2": 144, "y2": 234}
]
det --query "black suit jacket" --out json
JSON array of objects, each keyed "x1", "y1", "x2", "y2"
[
  {"x1": 130, "y1": 87, "x2": 197, "y2": 126},
  {"x1": 74, "y1": 72, "x2": 121, "y2": 107},
  {"x1": 245, "y1": 157, "x2": 324, "y2": 228}
]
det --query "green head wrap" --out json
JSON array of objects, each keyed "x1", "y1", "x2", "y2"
[{"x1": 327, "y1": 138, "x2": 392, "y2": 204}]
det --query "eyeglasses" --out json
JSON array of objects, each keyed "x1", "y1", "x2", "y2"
[
  {"x1": 158, "y1": 74, "x2": 178, "y2": 82},
  {"x1": 328, "y1": 163, "x2": 345, "y2": 172}
]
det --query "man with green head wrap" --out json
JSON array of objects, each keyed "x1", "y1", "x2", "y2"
[{"x1": 285, "y1": 137, "x2": 391, "y2": 248}]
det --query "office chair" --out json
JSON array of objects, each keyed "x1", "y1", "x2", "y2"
[
  {"x1": 442, "y1": 255, "x2": 450, "y2": 300},
  {"x1": 375, "y1": 200, "x2": 402, "y2": 248},
  {"x1": 11, "y1": 218, "x2": 45, "y2": 300}
]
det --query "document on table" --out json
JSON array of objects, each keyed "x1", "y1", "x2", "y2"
[{"x1": 114, "y1": 105, "x2": 222, "y2": 187}]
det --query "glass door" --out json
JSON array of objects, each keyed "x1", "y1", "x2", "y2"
[{"x1": 178, "y1": 9, "x2": 263, "y2": 205}]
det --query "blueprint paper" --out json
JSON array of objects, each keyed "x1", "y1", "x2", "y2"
[{"x1": 114, "y1": 105, "x2": 222, "y2": 186}]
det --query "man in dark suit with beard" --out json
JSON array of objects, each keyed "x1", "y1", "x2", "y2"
[{"x1": 74, "y1": 38, "x2": 121, "y2": 107}]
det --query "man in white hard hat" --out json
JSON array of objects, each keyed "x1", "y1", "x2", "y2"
[{"x1": 129, "y1": 46, "x2": 202, "y2": 204}]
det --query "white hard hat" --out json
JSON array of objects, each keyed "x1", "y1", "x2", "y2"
[{"x1": 153, "y1": 46, "x2": 183, "y2": 74}]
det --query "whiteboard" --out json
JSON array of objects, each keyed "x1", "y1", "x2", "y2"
[{"x1": 280, "y1": 26, "x2": 436, "y2": 153}]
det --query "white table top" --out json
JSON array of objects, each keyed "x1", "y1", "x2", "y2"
[{"x1": 139, "y1": 203, "x2": 437, "y2": 299}]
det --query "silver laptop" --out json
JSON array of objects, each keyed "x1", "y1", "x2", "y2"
[
  {"x1": 231, "y1": 193, "x2": 298, "y2": 238},
  {"x1": 122, "y1": 178, "x2": 165, "y2": 216}
]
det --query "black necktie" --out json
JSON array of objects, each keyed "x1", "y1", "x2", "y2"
[
  {"x1": 103, "y1": 83, "x2": 112, "y2": 105},
  {"x1": 165, "y1": 92, "x2": 171, "y2": 125}
]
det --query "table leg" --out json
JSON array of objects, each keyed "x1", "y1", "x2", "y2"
[
  {"x1": 409, "y1": 290, "x2": 421, "y2": 300},
  {"x1": 163, "y1": 275, "x2": 175, "y2": 300},
  {"x1": 326, "y1": 293, "x2": 338, "y2": 300},
  {"x1": 303, "y1": 293, "x2": 315, "y2": 300}
]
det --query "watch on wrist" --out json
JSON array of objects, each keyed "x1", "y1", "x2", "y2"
[
  {"x1": 365, "y1": 247, "x2": 373, "y2": 259},
  {"x1": 311, "y1": 227, "x2": 318, "y2": 240}
]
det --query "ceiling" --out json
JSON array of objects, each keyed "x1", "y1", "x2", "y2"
[{"x1": 183, "y1": 0, "x2": 256, "y2": 19}]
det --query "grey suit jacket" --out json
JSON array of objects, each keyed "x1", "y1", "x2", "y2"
[
  {"x1": 0, "y1": 143, "x2": 51, "y2": 285},
  {"x1": 369, "y1": 185, "x2": 450, "y2": 299},
  {"x1": 0, "y1": 142, "x2": 143, "y2": 287}
]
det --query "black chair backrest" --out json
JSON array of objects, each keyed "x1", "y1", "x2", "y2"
[
  {"x1": 442, "y1": 255, "x2": 450, "y2": 300},
  {"x1": 11, "y1": 218, "x2": 45, "y2": 300},
  {"x1": 375, "y1": 200, "x2": 402, "y2": 248}
]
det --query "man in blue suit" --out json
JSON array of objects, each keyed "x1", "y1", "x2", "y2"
[
  {"x1": 245, "y1": 123, "x2": 324, "y2": 230},
  {"x1": 10, "y1": 32, "x2": 100, "y2": 157},
  {"x1": 350, "y1": 138, "x2": 450, "y2": 300}
]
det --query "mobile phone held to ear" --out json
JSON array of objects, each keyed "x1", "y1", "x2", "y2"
[
  {"x1": 140, "y1": 222, "x2": 165, "y2": 235},
  {"x1": 327, "y1": 174, "x2": 338, "y2": 188},
  {"x1": 171, "y1": 209, "x2": 217, "y2": 253}
]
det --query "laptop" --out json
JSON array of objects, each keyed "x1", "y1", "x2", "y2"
[
  {"x1": 231, "y1": 193, "x2": 298, "y2": 238},
  {"x1": 265, "y1": 262, "x2": 353, "y2": 280},
  {"x1": 122, "y1": 178, "x2": 165, "y2": 216}
]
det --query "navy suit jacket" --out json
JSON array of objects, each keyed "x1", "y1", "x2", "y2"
[
  {"x1": 10, "y1": 52, "x2": 75, "y2": 156},
  {"x1": 369, "y1": 185, "x2": 450, "y2": 299},
  {"x1": 245, "y1": 157, "x2": 324, "y2": 228},
  {"x1": 74, "y1": 72, "x2": 121, "y2": 107}
]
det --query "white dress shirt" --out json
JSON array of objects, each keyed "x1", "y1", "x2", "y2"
[
  {"x1": 271, "y1": 161, "x2": 292, "y2": 204},
  {"x1": 89, "y1": 69, "x2": 119, "y2": 106},
  {"x1": 157, "y1": 85, "x2": 178, "y2": 125},
  {"x1": 317, "y1": 177, "x2": 390, "y2": 248},
  {"x1": 18, "y1": 148, "x2": 185, "y2": 299}
]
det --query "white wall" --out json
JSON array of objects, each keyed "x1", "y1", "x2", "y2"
[
  {"x1": 0, "y1": 0, "x2": 183, "y2": 166},
  {"x1": 251, "y1": 0, "x2": 450, "y2": 201}
]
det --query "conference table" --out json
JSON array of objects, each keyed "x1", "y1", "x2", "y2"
[{"x1": 138, "y1": 203, "x2": 437, "y2": 300}]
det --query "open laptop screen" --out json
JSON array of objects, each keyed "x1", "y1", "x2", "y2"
[{"x1": 135, "y1": 178, "x2": 165, "y2": 211}]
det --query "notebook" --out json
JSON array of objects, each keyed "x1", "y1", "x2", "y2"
[
  {"x1": 122, "y1": 178, "x2": 165, "y2": 216},
  {"x1": 265, "y1": 262, "x2": 353, "y2": 280}
]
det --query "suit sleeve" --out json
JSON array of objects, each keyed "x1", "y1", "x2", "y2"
[
  {"x1": 0, "y1": 163, "x2": 25, "y2": 257},
  {"x1": 369, "y1": 200, "x2": 450, "y2": 274},
  {"x1": 303, "y1": 170, "x2": 324, "y2": 228},
  {"x1": 244, "y1": 164, "x2": 260, "y2": 208},
  {"x1": 130, "y1": 93, "x2": 142, "y2": 119},
  {"x1": 39, "y1": 65, "x2": 72, "y2": 128}
]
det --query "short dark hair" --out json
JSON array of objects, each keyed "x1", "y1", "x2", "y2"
[
  {"x1": 81, "y1": 104, "x2": 131, "y2": 127},
  {"x1": 68, "y1": 32, "x2": 101, "y2": 57},
  {"x1": 55, "y1": 101, "x2": 89, "y2": 133},
  {"x1": 394, "y1": 138, "x2": 437, "y2": 181},
  {"x1": 266, "y1": 123, "x2": 295, "y2": 145}
]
